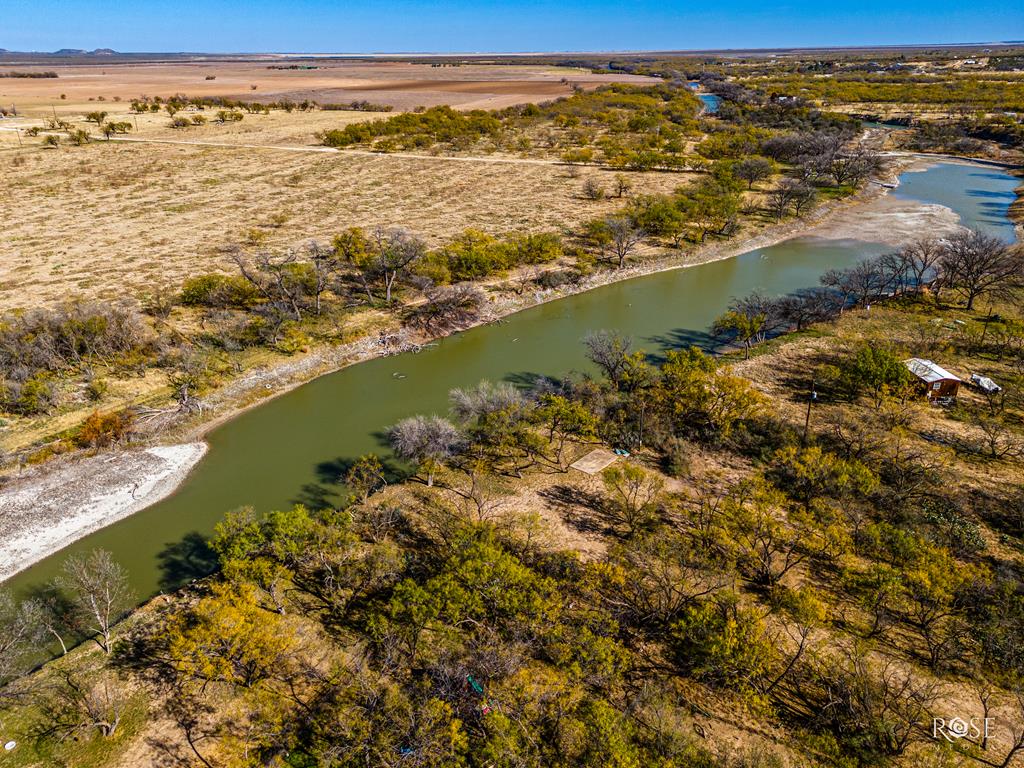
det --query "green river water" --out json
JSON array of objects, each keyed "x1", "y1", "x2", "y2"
[{"x1": 5, "y1": 161, "x2": 1020, "y2": 599}]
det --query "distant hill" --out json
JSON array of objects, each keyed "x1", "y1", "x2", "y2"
[{"x1": 47, "y1": 48, "x2": 117, "y2": 55}]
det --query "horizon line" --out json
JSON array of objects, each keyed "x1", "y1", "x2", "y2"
[{"x1": 2, "y1": 40, "x2": 1023, "y2": 58}]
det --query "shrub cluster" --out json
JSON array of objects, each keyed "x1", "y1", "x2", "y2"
[
  {"x1": 416, "y1": 230, "x2": 564, "y2": 283},
  {"x1": 0, "y1": 303, "x2": 153, "y2": 414},
  {"x1": 319, "y1": 105, "x2": 503, "y2": 149}
]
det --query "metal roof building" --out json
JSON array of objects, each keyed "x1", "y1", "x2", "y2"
[{"x1": 904, "y1": 358, "x2": 962, "y2": 401}]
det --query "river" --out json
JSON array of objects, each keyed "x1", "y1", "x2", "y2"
[{"x1": 4, "y1": 161, "x2": 1020, "y2": 599}]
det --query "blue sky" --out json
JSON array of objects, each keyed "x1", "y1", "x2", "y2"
[{"x1": 4, "y1": 0, "x2": 1022, "y2": 53}]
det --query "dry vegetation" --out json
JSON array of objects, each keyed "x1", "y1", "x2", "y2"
[{"x1": 0, "y1": 139, "x2": 687, "y2": 310}]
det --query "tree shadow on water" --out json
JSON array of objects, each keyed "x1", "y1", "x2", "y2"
[
  {"x1": 293, "y1": 481, "x2": 341, "y2": 511},
  {"x1": 643, "y1": 328, "x2": 717, "y2": 363},
  {"x1": 502, "y1": 371, "x2": 565, "y2": 391},
  {"x1": 157, "y1": 531, "x2": 218, "y2": 592},
  {"x1": 292, "y1": 453, "x2": 410, "y2": 510}
]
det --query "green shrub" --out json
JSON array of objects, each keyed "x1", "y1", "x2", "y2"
[
  {"x1": 508, "y1": 232, "x2": 563, "y2": 265},
  {"x1": 11, "y1": 374, "x2": 58, "y2": 414},
  {"x1": 838, "y1": 345, "x2": 913, "y2": 407},
  {"x1": 86, "y1": 377, "x2": 108, "y2": 401},
  {"x1": 319, "y1": 105, "x2": 502, "y2": 149},
  {"x1": 180, "y1": 274, "x2": 259, "y2": 308}
]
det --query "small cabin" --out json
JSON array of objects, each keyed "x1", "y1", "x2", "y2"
[{"x1": 904, "y1": 358, "x2": 961, "y2": 402}]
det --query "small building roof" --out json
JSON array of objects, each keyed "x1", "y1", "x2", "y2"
[
  {"x1": 570, "y1": 448, "x2": 620, "y2": 475},
  {"x1": 904, "y1": 358, "x2": 961, "y2": 384}
]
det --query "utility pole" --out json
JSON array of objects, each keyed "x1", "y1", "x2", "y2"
[
  {"x1": 802, "y1": 381, "x2": 817, "y2": 447},
  {"x1": 638, "y1": 399, "x2": 646, "y2": 448}
]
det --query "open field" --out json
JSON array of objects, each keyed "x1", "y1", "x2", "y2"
[
  {"x1": 0, "y1": 60, "x2": 672, "y2": 311},
  {"x1": 0, "y1": 134, "x2": 691, "y2": 310},
  {"x1": 0, "y1": 60, "x2": 659, "y2": 114}
]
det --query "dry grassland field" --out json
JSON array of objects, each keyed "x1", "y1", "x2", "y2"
[
  {"x1": 0, "y1": 59, "x2": 657, "y2": 111},
  {"x1": 0, "y1": 141, "x2": 688, "y2": 310},
  {"x1": 0, "y1": 61, "x2": 672, "y2": 310}
]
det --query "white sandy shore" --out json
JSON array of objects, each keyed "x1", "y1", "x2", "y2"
[{"x1": 0, "y1": 443, "x2": 207, "y2": 582}]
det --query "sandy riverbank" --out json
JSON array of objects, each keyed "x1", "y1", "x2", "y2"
[
  {"x1": 0, "y1": 153, "x2": 1010, "y2": 583},
  {"x1": 0, "y1": 443, "x2": 207, "y2": 581}
]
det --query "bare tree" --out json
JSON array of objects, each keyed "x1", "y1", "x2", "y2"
[
  {"x1": 829, "y1": 149, "x2": 883, "y2": 186},
  {"x1": 938, "y1": 229, "x2": 1022, "y2": 310},
  {"x1": 603, "y1": 531, "x2": 729, "y2": 627},
  {"x1": 36, "y1": 670, "x2": 129, "y2": 741},
  {"x1": 792, "y1": 643, "x2": 940, "y2": 758},
  {"x1": 729, "y1": 291, "x2": 789, "y2": 341},
  {"x1": 583, "y1": 329, "x2": 630, "y2": 376},
  {"x1": 821, "y1": 259, "x2": 893, "y2": 312},
  {"x1": 582, "y1": 178, "x2": 606, "y2": 200},
  {"x1": 605, "y1": 215, "x2": 644, "y2": 269},
  {"x1": 333, "y1": 227, "x2": 425, "y2": 304},
  {"x1": 614, "y1": 173, "x2": 633, "y2": 198},
  {"x1": 56, "y1": 549, "x2": 132, "y2": 654},
  {"x1": 767, "y1": 179, "x2": 801, "y2": 219},
  {"x1": 373, "y1": 228, "x2": 426, "y2": 304},
  {"x1": 993, "y1": 688, "x2": 1024, "y2": 768},
  {"x1": 305, "y1": 240, "x2": 340, "y2": 315},
  {"x1": 230, "y1": 248, "x2": 308, "y2": 321},
  {"x1": 791, "y1": 181, "x2": 818, "y2": 215},
  {"x1": 0, "y1": 591, "x2": 45, "y2": 700},
  {"x1": 449, "y1": 380, "x2": 524, "y2": 422},
  {"x1": 403, "y1": 283, "x2": 485, "y2": 333},
  {"x1": 388, "y1": 415, "x2": 465, "y2": 486},
  {"x1": 899, "y1": 238, "x2": 945, "y2": 295},
  {"x1": 733, "y1": 156, "x2": 775, "y2": 189},
  {"x1": 966, "y1": 408, "x2": 1024, "y2": 459},
  {"x1": 777, "y1": 288, "x2": 843, "y2": 330}
]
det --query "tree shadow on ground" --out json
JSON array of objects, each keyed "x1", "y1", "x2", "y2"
[
  {"x1": 774, "y1": 349, "x2": 838, "y2": 394},
  {"x1": 539, "y1": 483, "x2": 618, "y2": 537}
]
